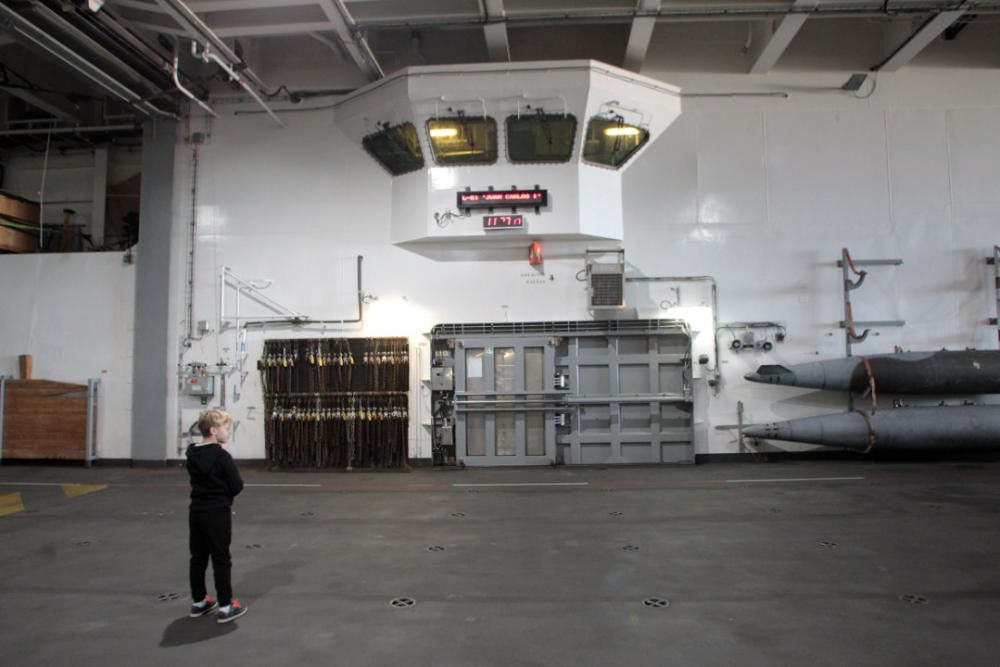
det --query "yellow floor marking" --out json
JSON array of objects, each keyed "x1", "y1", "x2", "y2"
[
  {"x1": 0, "y1": 492, "x2": 25, "y2": 517},
  {"x1": 61, "y1": 484, "x2": 108, "y2": 498}
]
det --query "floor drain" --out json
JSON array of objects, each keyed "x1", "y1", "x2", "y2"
[
  {"x1": 300, "y1": 512, "x2": 314, "y2": 517},
  {"x1": 622, "y1": 544, "x2": 640, "y2": 552},
  {"x1": 609, "y1": 511, "x2": 624, "y2": 517},
  {"x1": 899, "y1": 594, "x2": 929, "y2": 606},
  {"x1": 389, "y1": 597, "x2": 416, "y2": 609},
  {"x1": 427, "y1": 545, "x2": 447, "y2": 552},
  {"x1": 450, "y1": 512, "x2": 465, "y2": 518},
  {"x1": 157, "y1": 592, "x2": 181, "y2": 602},
  {"x1": 768, "y1": 508, "x2": 782, "y2": 513},
  {"x1": 642, "y1": 597, "x2": 670, "y2": 609},
  {"x1": 75, "y1": 540, "x2": 91, "y2": 547},
  {"x1": 245, "y1": 543, "x2": 262, "y2": 549},
  {"x1": 818, "y1": 541, "x2": 838, "y2": 548}
]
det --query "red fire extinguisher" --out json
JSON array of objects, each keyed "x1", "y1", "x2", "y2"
[{"x1": 528, "y1": 241, "x2": 543, "y2": 266}]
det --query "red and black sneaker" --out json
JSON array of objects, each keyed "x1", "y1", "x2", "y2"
[
  {"x1": 189, "y1": 596, "x2": 219, "y2": 618},
  {"x1": 216, "y1": 600, "x2": 248, "y2": 624}
]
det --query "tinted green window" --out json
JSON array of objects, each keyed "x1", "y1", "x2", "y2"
[
  {"x1": 506, "y1": 113, "x2": 577, "y2": 163},
  {"x1": 427, "y1": 116, "x2": 498, "y2": 166},
  {"x1": 582, "y1": 117, "x2": 650, "y2": 168},
  {"x1": 361, "y1": 122, "x2": 424, "y2": 175}
]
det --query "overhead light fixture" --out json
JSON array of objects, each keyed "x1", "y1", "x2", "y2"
[
  {"x1": 841, "y1": 73, "x2": 869, "y2": 91},
  {"x1": 604, "y1": 127, "x2": 641, "y2": 137},
  {"x1": 87, "y1": 0, "x2": 105, "y2": 11},
  {"x1": 429, "y1": 127, "x2": 458, "y2": 138}
]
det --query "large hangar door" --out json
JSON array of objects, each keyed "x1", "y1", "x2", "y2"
[
  {"x1": 455, "y1": 338, "x2": 557, "y2": 466},
  {"x1": 431, "y1": 321, "x2": 694, "y2": 467}
]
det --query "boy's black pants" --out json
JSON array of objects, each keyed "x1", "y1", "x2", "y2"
[{"x1": 189, "y1": 507, "x2": 233, "y2": 606}]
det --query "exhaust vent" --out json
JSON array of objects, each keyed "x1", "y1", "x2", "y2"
[{"x1": 586, "y1": 249, "x2": 625, "y2": 311}]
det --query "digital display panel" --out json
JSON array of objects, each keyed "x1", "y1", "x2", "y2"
[
  {"x1": 457, "y1": 189, "x2": 548, "y2": 209},
  {"x1": 483, "y1": 214, "x2": 524, "y2": 230}
]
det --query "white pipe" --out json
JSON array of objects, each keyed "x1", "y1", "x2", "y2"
[
  {"x1": 192, "y1": 42, "x2": 285, "y2": 127},
  {"x1": 173, "y1": 54, "x2": 219, "y2": 118}
]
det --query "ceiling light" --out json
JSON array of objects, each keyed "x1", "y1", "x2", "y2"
[
  {"x1": 429, "y1": 127, "x2": 458, "y2": 138},
  {"x1": 604, "y1": 127, "x2": 640, "y2": 137}
]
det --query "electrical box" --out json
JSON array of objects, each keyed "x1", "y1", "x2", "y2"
[
  {"x1": 184, "y1": 363, "x2": 215, "y2": 400},
  {"x1": 431, "y1": 367, "x2": 454, "y2": 391}
]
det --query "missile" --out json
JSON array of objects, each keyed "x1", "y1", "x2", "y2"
[
  {"x1": 744, "y1": 350, "x2": 1000, "y2": 394},
  {"x1": 741, "y1": 405, "x2": 1000, "y2": 452}
]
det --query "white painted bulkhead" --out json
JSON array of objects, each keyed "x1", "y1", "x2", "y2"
[{"x1": 3, "y1": 62, "x2": 1000, "y2": 462}]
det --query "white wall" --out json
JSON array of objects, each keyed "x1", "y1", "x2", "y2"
[
  {"x1": 172, "y1": 65, "x2": 1000, "y2": 460},
  {"x1": 0, "y1": 252, "x2": 135, "y2": 459},
  {"x1": 5, "y1": 63, "x2": 1000, "y2": 461}
]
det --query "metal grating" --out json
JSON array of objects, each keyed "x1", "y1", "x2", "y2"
[
  {"x1": 431, "y1": 319, "x2": 689, "y2": 337},
  {"x1": 590, "y1": 273, "x2": 624, "y2": 307}
]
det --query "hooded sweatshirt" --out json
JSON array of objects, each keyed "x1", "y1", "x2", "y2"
[{"x1": 186, "y1": 442, "x2": 244, "y2": 511}]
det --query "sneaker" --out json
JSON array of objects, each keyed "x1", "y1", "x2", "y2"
[
  {"x1": 216, "y1": 600, "x2": 248, "y2": 624},
  {"x1": 189, "y1": 596, "x2": 219, "y2": 618}
]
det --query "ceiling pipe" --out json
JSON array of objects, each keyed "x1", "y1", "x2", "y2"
[
  {"x1": 0, "y1": 3, "x2": 176, "y2": 119},
  {"x1": 352, "y1": 1, "x2": 1000, "y2": 29},
  {"x1": 173, "y1": 54, "x2": 219, "y2": 118},
  {"x1": 191, "y1": 41, "x2": 284, "y2": 127},
  {"x1": 0, "y1": 124, "x2": 139, "y2": 137},
  {"x1": 154, "y1": 0, "x2": 275, "y2": 93}
]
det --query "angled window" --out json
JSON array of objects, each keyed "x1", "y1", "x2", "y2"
[
  {"x1": 426, "y1": 116, "x2": 498, "y2": 166},
  {"x1": 506, "y1": 112, "x2": 577, "y2": 163},
  {"x1": 361, "y1": 122, "x2": 424, "y2": 175},
  {"x1": 582, "y1": 116, "x2": 650, "y2": 169}
]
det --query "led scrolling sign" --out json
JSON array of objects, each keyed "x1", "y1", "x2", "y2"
[{"x1": 457, "y1": 188, "x2": 548, "y2": 210}]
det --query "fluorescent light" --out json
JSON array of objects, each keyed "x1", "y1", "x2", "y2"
[
  {"x1": 604, "y1": 127, "x2": 641, "y2": 137},
  {"x1": 429, "y1": 127, "x2": 458, "y2": 138}
]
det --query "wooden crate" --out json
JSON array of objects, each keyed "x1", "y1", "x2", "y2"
[
  {"x1": 1, "y1": 380, "x2": 95, "y2": 461},
  {"x1": 0, "y1": 192, "x2": 40, "y2": 253}
]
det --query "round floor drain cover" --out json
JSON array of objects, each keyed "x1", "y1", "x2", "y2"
[
  {"x1": 622, "y1": 544, "x2": 640, "y2": 552},
  {"x1": 642, "y1": 597, "x2": 670, "y2": 609},
  {"x1": 899, "y1": 594, "x2": 929, "y2": 605},
  {"x1": 245, "y1": 543, "x2": 262, "y2": 549},
  {"x1": 157, "y1": 592, "x2": 181, "y2": 602},
  {"x1": 450, "y1": 512, "x2": 465, "y2": 518},
  {"x1": 427, "y1": 545, "x2": 446, "y2": 552},
  {"x1": 75, "y1": 540, "x2": 91, "y2": 547},
  {"x1": 609, "y1": 511, "x2": 624, "y2": 517},
  {"x1": 818, "y1": 541, "x2": 838, "y2": 548},
  {"x1": 389, "y1": 597, "x2": 416, "y2": 609},
  {"x1": 300, "y1": 512, "x2": 314, "y2": 517}
]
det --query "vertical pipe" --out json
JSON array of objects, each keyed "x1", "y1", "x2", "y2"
[
  {"x1": 85, "y1": 378, "x2": 99, "y2": 467},
  {"x1": 994, "y1": 245, "x2": 1000, "y2": 349},
  {"x1": 0, "y1": 375, "x2": 11, "y2": 465}
]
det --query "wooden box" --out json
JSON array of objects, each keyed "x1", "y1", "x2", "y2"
[{"x1": 1, "y1": 380, "x2": 96, "y2": 461}]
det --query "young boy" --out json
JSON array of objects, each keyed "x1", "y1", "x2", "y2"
[{"x1": 186, "y1": 409, "x2": 248, "y2": 623}]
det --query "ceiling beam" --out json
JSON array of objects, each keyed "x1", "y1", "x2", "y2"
[
  {"x1": 315, "y1": 0, "x2": 382, "y2": 80},
  {"x1": 876, "y1": 9, "x2": 966, "y2": 72},
  {"x1": 482, "y1": 0, "x2": 510, "y2": 63},
  {"x1": 749, "y1": 1, "x2": 815, "y2": 74},
  {"x1": 2, "y1": 87, "x2": 82, "y2": 123},
  {"x1": 623, "y1": 0, "x2": 659, "y2": 72}
]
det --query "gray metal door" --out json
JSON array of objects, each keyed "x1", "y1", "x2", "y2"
[{"x1": 455, "y1": 338, "x2": 556, "y2": 466}]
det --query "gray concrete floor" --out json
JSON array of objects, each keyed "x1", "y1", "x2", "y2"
[{"x1": 1, "y1": 460, "x2": 999, "y2": 666}]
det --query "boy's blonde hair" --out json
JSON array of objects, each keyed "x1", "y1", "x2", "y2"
[{"x1": 197, "y1": 410, "x2": 233, "y2": 437}]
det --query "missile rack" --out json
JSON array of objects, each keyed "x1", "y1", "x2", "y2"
[{"x1": 259, "y1": 337, "x2": 409, "y2": 469}]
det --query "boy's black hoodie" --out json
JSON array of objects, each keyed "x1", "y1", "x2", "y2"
[{"x1": 186, "y1": 443, "x2": 244, "y2": 511}]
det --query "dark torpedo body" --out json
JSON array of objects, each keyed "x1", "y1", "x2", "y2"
[{"x1": 744, "y1": 350, "x2": 1000, "y2": 395}]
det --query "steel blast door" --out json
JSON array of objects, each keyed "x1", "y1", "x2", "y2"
[{"x1": 455, "y1": 339, "x2": 556, "y2": 465}]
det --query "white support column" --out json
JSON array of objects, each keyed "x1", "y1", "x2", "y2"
[
  {"x1": 483, "y1": 0, "x2": 510, "y2": 63},
  {"x1": 623, "y1": 0, "x2": 659, "y2": 73},
  {"x1": 91, "y1": 147, "x2": 108, "y2": 247},
  {"x1": 748, "y1": 0, "x2": 814, "y2": 74},
  {"x1": 878, "y1": 9, "x2": 965, "y2": 72}
]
